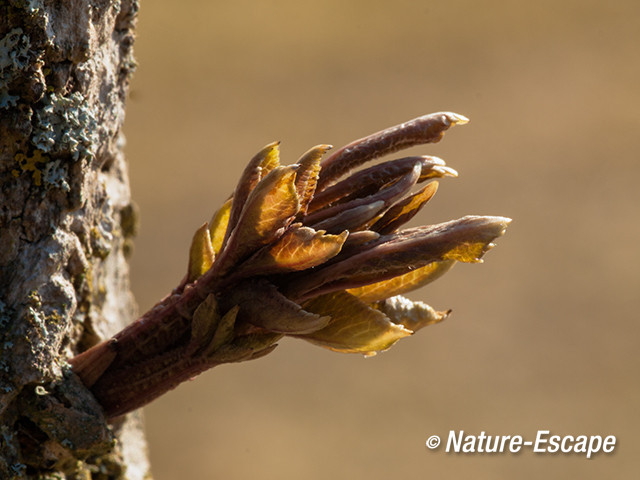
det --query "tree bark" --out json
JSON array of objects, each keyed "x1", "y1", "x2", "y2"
[{"x1": 0, "y1": 1, "x2": 150, "y2": 478}]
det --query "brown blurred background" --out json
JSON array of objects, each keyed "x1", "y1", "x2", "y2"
[{"x1": 123, "y1": 0, "x2": 639, "y2": 478}]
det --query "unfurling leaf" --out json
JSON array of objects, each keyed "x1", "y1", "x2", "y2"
[
  {"x1": 189, "y1": 294, "x2": 220, "y2": 352},
  {"x1": 309, "y1": 201, "x2": 386, "y2": 234},
  {"x1": 373, "y1": 295, "x2": 450, "y2": 332},
  {"x1": 371, "y1": 181, "x2": 439, "y2": 234},
  {"x1": 309, "y1": 155, "x2": 453, "y2": 213},
  {"x1": 209, "y1": 198, "x2": 232, "y2": 255},
  {"x1": 257, "y1": 142, "x2": 281, "y2": 179},
  {"x1": 187, "y1": 223, "x2": 215, "y2": 282},
  {"x1": 341, "y1": 230, "x2": 380, "y2": 249},
  {"x1": 234, "y1": 225, "x2": 348, "y2": 277},
  {"x1": 267, "y1": 226, "x2": 347, "y2": 270},
  {"x1": 214, "y1": 165, "x2": 300, "y2": 275},
  {"x1": 297, "y1": 291, "x2": 411, "y2": 356},
  {"x1": 210, "y1": 332, "x2": 283, "y2": 363},
  {"x1": 204, "y1": 305, "x2": 239, "y2": 356},
  {"x1": 223, "y1": 142, "x2": 281, "y2": 246},
  {"x1": 285, "y1": 215, "x2": 511, "y2": 301},
  {"x1": 295, "y1": 145, "x2": 331, "y2": 215},
  {"x1": 347, "y1": 259, "x2": 455, "y2": 303},
  {"x1": 442, "y1": 242, "x2": 494, "y2": 263},
  {"x1": 225, "y1": 280, "x2": 330, "y2": 334},
  {"x1": 304, "y1": 162, "x2": 421, "y2": 229},
  {"x1": 316, "y1": 112, "x2": 469, "y2": 190}
]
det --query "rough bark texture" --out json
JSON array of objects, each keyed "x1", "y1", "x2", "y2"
[{"x1": 0, "y1": 1, "x2": 150, "y2": 478}]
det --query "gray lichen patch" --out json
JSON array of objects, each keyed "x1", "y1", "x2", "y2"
[
  {"x1": 42, "y1": 159, "x2": 71, "y2": 191},
  {"x1": 32, "y1": 92, "x2": 99, "y2": 160},
  {"x1": 0, "y1": 27, "x2": 31, "y2": 109}
]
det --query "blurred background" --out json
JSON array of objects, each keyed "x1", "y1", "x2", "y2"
[{"x1": 123, "y1": 0, "x2": 639, "y2": 478}]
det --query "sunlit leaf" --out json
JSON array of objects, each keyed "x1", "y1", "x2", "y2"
[
  {"x1": 285, "y1": 216, "x2": 511, "y2": 301},
  {"x1": 209, "y1": 198, "x2": 232, "y2": 255},
  {"x1": 373, "y1": 295, "x2": 450, "y2": 333},
  {"x1": 223, "y1": 142, "x2": 280, "y2": 246},
  {"x1": 371, "y1": 182, "x2": 439, "y2": 234},
  {"x1": 258, "y1": 142, "x2": 281, "y2": 179},
  {"x1": 295, "y1": 145, "x2": 330, "y2": 215},
  {"x1": 234, "y1": 225, "x2": 348, "y2": 277},
  {"x1": 297, "y1": 291, "x2": 411, "y2": 356},
  {"x1": 347, "y1": 259, "x2": 455, "y2": 303},
  {"x1": 187, "y1": 223, "x2": 215, "y2": 282},
  {"x1": 268, "y1": 226, "x2": 347, "y2": 270},
  {"x1": 442, "y1": 242, "x2": 494, "y2": 263},
  {"x1": 214, "y1": 165, "x2": 300, "y2": 275}
]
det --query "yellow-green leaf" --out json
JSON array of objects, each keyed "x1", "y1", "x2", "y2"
[
  {"x1": 285, "y1": 216, "x2": 511, "y2": 302},
  {"x1": 347, "y1": 259, "x2": 455, "y2": 303},
  {"x1": 189, "y1": 294, "x2": 220, "y2": 352},
  {"x1": 298, "y1": 291, "x2": 412, "y2": 357},
  {"x1": 204, "y1": 305, "x2": 239, "y2": 356},
  {"x1": 209, "y1": 197, "x2": 232, "y2": 255},
  {"x1": 442, "y1": 242, "x2": 493, "y2": 263},
  {"x1": 295, "y1": 144, "x2": 331, "y2": 215},
  {"x1": 235, "y1": 225, "x2": 348, "y2": 277},
  {"x1": 224, "y1": 142, "x2": 280, "y2": 246},
  {"x1": 371, "y1": 182, "x2": 439, "y2": 234},
  {"x1": 258, "y1": 142, "x2": 281, "y2": 179},
  {"x1": 187, "y1": 223, "x2": 215, "y2": 282},
  {"x1": 373, "y1": 295, "x2": 450, "y2": 332},
  {"x1": 269, "y1": 226, "x2": 347, "y2": 270},
  {"x1": 215, "y1": 165, "x2": 300, "y2": 275}
]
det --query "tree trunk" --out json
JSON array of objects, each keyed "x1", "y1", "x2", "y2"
[{"x1": 0, "y1": 1, "x2": 150, "y2": 478}]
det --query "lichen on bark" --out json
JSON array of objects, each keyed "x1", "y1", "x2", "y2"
[{"x1": 0, "y1": 1, "x2": 150, "y2": 478}]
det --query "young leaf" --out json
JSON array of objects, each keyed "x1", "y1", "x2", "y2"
[
  {"x1": 258, "y1": 142, "x2": 281, "y2": 179},
  {"x1": 286, "y1": 216, "x2": 511, "y2": 301},
  {"x1": 225, "y1": 280, "x2": 330, "y2": 334},
  {"x1": 309, "y1": 155, "x2": 453, "y2": 213},
  {"x1": 305, "y1": 162, "x2": 421, "y2": 227},
  {"x1": 341, "y1": 230, "x2": 380, "y2": 249},
  {"x1": 297, "y1": 291, "x2": 412, "y2": 356},
  {"x1": 347, "y1": 259, "x2": 455, "y2": 303},
  {"x1": 370, "y1": 181, "x2": 439, "y2": 234},
  {"x1": 210, "y1": 332, "x2": 283, "y2": 363},
  {"x1": 223, "y1": 142, "x2": 280, "y2": 246},
  {"x1": 295, "y1": 144, "x2": 331, "y2": 215},
  {"x1": 233, "y1": 225, "x2": 348, "y2": 277},
  {"x1": 204, "y1": 305, "x2": 239, "y2": 356},
  {"x1": 316, "y1": 112, "x2": 469, "y2": 190},
  {"x1": 309, "y1": 201, "x2": 386, "y2": 235},
  {"x1": 215, "y1": 165, "x2": 300, "y2": 275},
  {"x1": 209, "y1": 198, "x2": 232, "y2": 255},
  {"x1": 189, "y1": 294, "x2": 220, "y2": 353},
  {"x1": 187, "y1": 223, "x2": 215, "y2": 282}
]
